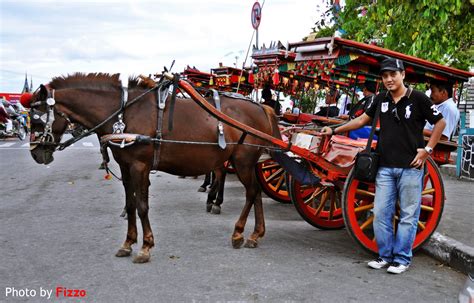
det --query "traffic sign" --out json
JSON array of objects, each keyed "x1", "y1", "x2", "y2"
[{"x1": 251, "y1": 2, "x2": 262, "y2": 30}]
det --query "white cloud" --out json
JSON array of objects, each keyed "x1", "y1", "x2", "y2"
[{"x1": 0, "y1": 0, "x2": 320, "y2": 92}]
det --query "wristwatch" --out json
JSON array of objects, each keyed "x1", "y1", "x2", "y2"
[{"x1": 424, "y1": 146, "x2": 433, "y2": 154}]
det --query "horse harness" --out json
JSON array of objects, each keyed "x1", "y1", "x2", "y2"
[{"x1": 30, "y1": 77, "x2": 267, "y2": 175}]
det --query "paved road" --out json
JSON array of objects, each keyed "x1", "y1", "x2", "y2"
[{"x1": 0, "y1": 136, "x2": 466, "y2": 302}]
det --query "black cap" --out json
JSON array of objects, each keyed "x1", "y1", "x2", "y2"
[{"x1": 380, "y1": 58, "x2": 404, "y2": 73}]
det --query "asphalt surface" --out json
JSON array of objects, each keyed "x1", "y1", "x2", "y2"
[{"x1": 0, "y1": 136, "x2": 468, "y2": 302}]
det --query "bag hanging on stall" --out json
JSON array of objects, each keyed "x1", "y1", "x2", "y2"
[{"x1": 353, "y1": 98, "x2": 381, "y2": 183}]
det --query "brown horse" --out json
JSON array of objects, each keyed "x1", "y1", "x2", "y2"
[{"x1": 27, "y1": 73, "x2": 281, "y2": 263}]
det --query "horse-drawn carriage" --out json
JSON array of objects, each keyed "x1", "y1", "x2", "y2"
[
  {"x1": 24, "y1": 37, "x2": 472, "y2": 263},
  {"x1": 250, "y1": 37, "x2": 472, "y2": 252},
  {"x1": 183, "y1": 65, "x2": 253, "y2": 96}
]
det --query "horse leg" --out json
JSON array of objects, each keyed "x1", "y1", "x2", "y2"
[
  {"x1": 116, "y1": 167, "x2": 137, "y2": 257},
  {"x1": 199, "y1": 172, "x2": 211, "y2": 192},
  {"x1": 131, "y1": 163, "x2": 154, "y2": 263},
  {"x1": 206, "y1": 172, "x2": 219, "y2": 212},
  {"x1": 231, "y1": 161, "x2": 264, "y2": 249},
  {"x1": 211, "y1": 168, "x2": 227, "y2": 215}
]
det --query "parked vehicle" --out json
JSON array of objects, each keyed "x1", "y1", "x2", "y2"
[{"x1": 0, "y1": 99, "x2": 28, "y2": 140}]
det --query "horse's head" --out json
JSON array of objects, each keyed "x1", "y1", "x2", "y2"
[{"x1": 28, "y1": 84, "x2": 69, "y2": 164}]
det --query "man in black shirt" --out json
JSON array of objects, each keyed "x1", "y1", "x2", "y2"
[
  {"x1": 321, "y1": 58, "x2": 446, "y2": 274},
  {"x1": 348, "y1": 81, "x2": 377, "y2": 119},
  {"x1": 315, "y1": 88, "x2": 340, "y2": 117}
]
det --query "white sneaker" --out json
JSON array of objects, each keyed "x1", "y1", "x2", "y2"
[
  {"x1": 368, "y1": 257, "x2": 390, "y2": 269},
  {"x1": 387, "y1": 262, "x2": 409, "y2": 274}
]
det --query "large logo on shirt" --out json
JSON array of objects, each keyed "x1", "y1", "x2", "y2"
[
  {"x1": 381, "y1": 102, "x2": 389, "y2": 113},
  {"x1": 431, "y1": 104, "x2": 440, "y2": 115},
  {"x1": 405, "y1": 104, "x2": 412, "y2": 119}
]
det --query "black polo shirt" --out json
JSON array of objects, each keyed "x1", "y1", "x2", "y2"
[{"x1": 365, "y1": 87, "x2": 443, "y2": 168}]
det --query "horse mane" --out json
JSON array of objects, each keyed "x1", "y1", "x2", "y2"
[
  {"x1": 128, "y1": 76, "x2": 157, "y2": 89},
  {"x1": 49, "y1": 73, "x2": 122, "y2": 90}
]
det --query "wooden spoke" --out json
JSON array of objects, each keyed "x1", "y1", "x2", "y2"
[
  {"x1": 274, "y1": 174, "x2": 285, "y2": 192},
  {"x1": 417, "y1": 221, "x2": 426, "y2": 230},
  {"x1": 262, "y1": 163, "x2": 281, "y2": 170},
  {"x1": 265, "y1": 168, "x2": 284, "y2": 183},
  {"x1": 304, "y1": 187, "x2": 327, "y2": 206},
  {"x1": 356, "y1": 189, "x2": 375, "y2": 198},
  {"x1": 421, "y1": 205, "x2": 434, "y2": 212},
  {"x1": 360, "y1": 215, "x2": 374, "y2": 231},
  {"x1": 314, "y1": 192, "x2": 328, "y2": 216},
  {"x1": 354, "y1": 203, "x2": 374, "y2": 213},
  {"x1": 422, "y1": 188, "x2": 435, "y2": 195}
]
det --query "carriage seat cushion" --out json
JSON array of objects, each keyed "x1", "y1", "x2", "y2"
[
  {"x1": 322, "y1": 135, "x2": 377, "y2": 168},
  {"x1": 289, "y1": 133, "x2": 377, "y2": 168}
]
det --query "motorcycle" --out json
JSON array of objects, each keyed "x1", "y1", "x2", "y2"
[{"x1": 0, "y1": 100, "x2": 28, "y2": 140}]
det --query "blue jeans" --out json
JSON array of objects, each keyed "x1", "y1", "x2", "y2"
[{"x1": 373, "y1": 166, "x2": 424, "y2": 265}]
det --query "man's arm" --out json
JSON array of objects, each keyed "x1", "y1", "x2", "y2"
[
  {"x1": 411, "y1": 118, "x2": 446, "y2": 168},
  {"x1": 320, "y1": 113, "x2": 372, "y2": 135},
  {"x1": 426, "y1": 118, "x2": 446, "y2": 149}
]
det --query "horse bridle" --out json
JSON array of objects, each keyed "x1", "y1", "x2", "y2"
[
  {"x1": 30, "y1": 79, "x2": 173, "y2": 151},
  {"x1": 29, "y1": 88, "x2": 66, "y2": 149}
]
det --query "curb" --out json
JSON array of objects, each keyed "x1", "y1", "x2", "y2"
[
  {"x1": 439, "y1": 164, "x2": 457, "y2": 178},
  {"x1": 422, "y1": 232, "x2": 474, "y2": 275}
]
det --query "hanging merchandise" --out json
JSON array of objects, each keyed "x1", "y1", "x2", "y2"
[{"x1": 272, "y1": 69, "x2": 280, "y2": 86}]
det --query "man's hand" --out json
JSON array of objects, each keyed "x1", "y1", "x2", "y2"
[
  {"x1": 320, "y1": 126, "x2": 333, "y2": 135},
  {"x1": 410, "y1": 148, "x2": 429, "y2": 169}
]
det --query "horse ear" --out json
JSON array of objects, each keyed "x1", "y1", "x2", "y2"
[{"x1": 39, "y1": 84, "x2": 48, "y2": 100}]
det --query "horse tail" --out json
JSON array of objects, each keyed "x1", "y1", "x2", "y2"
[{"x1": 261, "y1": 105, "x2": 282, "y2": 140}]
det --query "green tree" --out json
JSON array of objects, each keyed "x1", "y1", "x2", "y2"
[{"x1": 310, "y1": 0, "x2": 473, "y2": 70}]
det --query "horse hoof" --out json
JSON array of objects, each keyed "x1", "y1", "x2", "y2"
[
  {"x1": 211, "y1": 205, "x2": 221, "y2": 215},
  {"x1": 132, "y1": 251, "x2": 150, "y2": 263},
  {"x1": 206, "y1": 203, "x2": 213, "y2": 212},
  {"x1": 198, "y1": 187, "x2": 206, "y2": 192},
  {"x1": 115, "y1": 247, "x2": 132, "y2": 257},
  {"x1": 244, "y1": 239, "x2": 258, "y2": 248},
  {"x1": 232, "y1": 236, "x2": 244, "y2": 249}
]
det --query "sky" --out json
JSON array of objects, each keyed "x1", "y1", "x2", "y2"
[{"x1": 0, "y1": 0, "x2": 320, "y2": 93}]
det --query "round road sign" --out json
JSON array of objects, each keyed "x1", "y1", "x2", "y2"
[{"x1": 251, "y1": 2, "x2": 262, "y2": 30}]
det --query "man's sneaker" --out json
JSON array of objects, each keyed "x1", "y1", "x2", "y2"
[
  {"x1": 387, "y1": 262, "x2": 409, "y2": 274},
  {"x1": 368, "y1": 257, "x2": 390, "y2": 269}
]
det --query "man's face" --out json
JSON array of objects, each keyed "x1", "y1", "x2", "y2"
[
  {"x1": 429, "y1": 85, "x2": 447, "y2": 105},
  {"x1": 381, "y1": 70, "x2": 405, "y2": 92}
]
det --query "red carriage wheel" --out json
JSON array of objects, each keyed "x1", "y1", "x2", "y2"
[
  {"x1": 255, "y1": 159, "x2": 291, "y2": 204},
  {"x1": 287, "y1": 174, "x2": 345, "y2": 230},
  {"x1": 342, "y1": 157, "x2": 444, "y2": 253}
]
